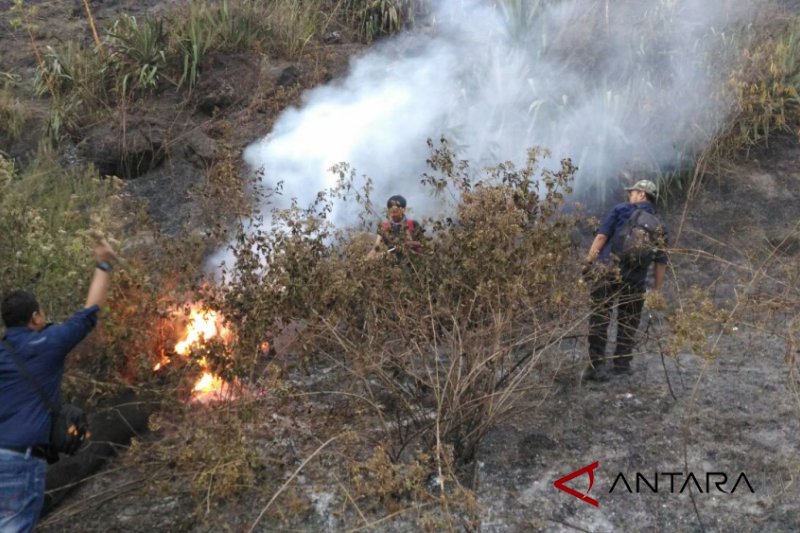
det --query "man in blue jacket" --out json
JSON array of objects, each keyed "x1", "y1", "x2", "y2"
[
  {"x1": 581, "y1": 180, "x2": 668, "y2": 381},
  {"x1": 0, "y1": 236, "x2": 116, "y2": 533}
]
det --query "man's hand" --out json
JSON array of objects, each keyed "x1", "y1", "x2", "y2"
[
  {"x1": 90, "y1": 230, "x2": 118, "y2": 264},
  {"x1": 94, "y1": 239, "x2": 117, "y2": 264},
  {"x1": 85, "y1": 231, "x2": 117, "y2": 308},
  {"x1": 579, "y1": 259, "x2": 594, "y2": 281}
]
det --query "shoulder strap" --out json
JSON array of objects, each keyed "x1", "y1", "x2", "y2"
[
  {"x1": 380, "y1": 221, "x2": 391, "y2": 232},
  {"x1": 2, "y1": 339, "x2": 59, "y2": 414},
  {"x1": 406, "y1": 219, "x2": 415, "y2": 233},
  {"x1": 628, "y1": 208, "x2": 644, "y2": 226}
]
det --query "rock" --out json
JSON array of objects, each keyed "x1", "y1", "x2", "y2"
[
  {"x1": 277, "y1": 65, "x2": 301, "y2": 87},
  {"x1": 323, "y1": 31, "x2": 342, "y2": 44},
  {"x1": 184, "y1": 129, "x2": 218, "y2": 164},
  {"x1": 197, "y1": 80, "x2": 235, "y2": 115}
]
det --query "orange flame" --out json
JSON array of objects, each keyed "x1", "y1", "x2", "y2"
[
  {"x1": 193, "y1": 372, "x2": 223, "y2": 393},
  {"x1": 165, "y1": 304, "x2": 233, "y2": 402},
  {"x1": 175, "y1": 307, "x2": 231, "y2": 355}
]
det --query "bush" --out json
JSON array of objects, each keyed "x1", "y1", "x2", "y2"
[
  {"x1": 0, "y1": 145, "x2": 124, "y2": 314},
  {"x1": 204, "y1": 142, "x2": 583, "y2": 466}
]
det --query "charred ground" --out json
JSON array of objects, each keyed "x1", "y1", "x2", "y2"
[{"x1": 1, "y1": 1, "x2": 799, "y2": 532}]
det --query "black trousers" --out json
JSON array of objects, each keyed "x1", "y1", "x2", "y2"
[{"x1": 588, "y1": 274, "x2": 644, "y2": 367}]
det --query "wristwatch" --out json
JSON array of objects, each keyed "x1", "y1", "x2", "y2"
[{"x1": 96, "y1": 260, "x2": 113, "y2": 273}]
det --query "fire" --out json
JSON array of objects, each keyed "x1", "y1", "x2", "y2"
[
  {"x1": 161, "y1": 303, "x2": 234, "y2": 402},
  {"x1": 193, "y1": 372, "x2": 223, "y2": 393},
  {"x1": 175, "y1": 307, "x2": 231, "y2": 355}
]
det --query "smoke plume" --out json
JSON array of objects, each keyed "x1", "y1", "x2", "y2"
[{"x1": 242, "y1": 0, "x2": 765, "y2": 226}]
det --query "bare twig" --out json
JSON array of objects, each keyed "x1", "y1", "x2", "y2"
[
  {"x1": 82, "y1": 0, "x2": 105, "y2": 56},
  {"x1": 247, "y1": 434, "x2": 341, "y2": 532}
]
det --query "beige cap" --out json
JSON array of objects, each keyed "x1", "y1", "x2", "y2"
[{"x1": 624, "y1": 179, "x2": 658, "y2": 196}]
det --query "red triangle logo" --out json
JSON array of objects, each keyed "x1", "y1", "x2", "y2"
[{"x1": 554, "y1": 461, "x2": 600, "y2": 507}]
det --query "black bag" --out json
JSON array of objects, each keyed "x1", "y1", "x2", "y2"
[
  {"x1": 49, "y1": 404, "x2": 89, "y2": 456},
  {"x1": 2, "y1": 339, "x2": 89, "y2": 461},
  {"x1": 609, "y1": 208, "x2": 665, "y2": 267}
]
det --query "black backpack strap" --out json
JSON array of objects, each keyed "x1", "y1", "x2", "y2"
[
  {"x1": 2, "y1": 339, "x2": 60, "y2": 414},
  {"x1": 628, "y1": 208, "x2": 644, "y2": 227}
]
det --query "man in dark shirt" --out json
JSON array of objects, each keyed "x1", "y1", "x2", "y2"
[
  {"x1": 581, "y1": 180, "x2": 668, "y2": 381},
  {"x1": 367, "y1": 195, "x2": 424, "y2": 261},
  {"x1": 0, "y1": 236, "x2": 116, "y2": 532}
]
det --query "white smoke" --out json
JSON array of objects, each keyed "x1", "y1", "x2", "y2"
[{"x1": 242, "y1": 0, "x2": 764, "y2": 228}]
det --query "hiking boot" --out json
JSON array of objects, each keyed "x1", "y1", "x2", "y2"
[{"x1": 582, "y1": 364, "x2": 611, "y2": 382}]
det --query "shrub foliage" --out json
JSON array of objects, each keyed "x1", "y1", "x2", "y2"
[{"x1": 203, "y1": 142, "x2": 583, "y2": 464}]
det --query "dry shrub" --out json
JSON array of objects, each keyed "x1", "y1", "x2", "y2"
[
  {"x1": 205, "y1": 141, "x2": 584, "y2": 473},
  {"x1": 127, "y1": 404, "x2": 264, "y2": 516},
  {"x1": 663, "y1": 287, "x2": 730, "y2": 361}
]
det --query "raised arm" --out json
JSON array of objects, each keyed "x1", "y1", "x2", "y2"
[{"x1": 85, "y1": 237, "x2": 117, "y2": 308}]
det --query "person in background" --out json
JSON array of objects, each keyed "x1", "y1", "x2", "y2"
[
  {"x1": 0, "y1": 235, "x2": 117, "y2": 533},
  {"x1": 367, "y1": 195, "x2": 424, "y2": 261},
  {"x1": 581, "y1": 179, "x2": 668, "y2": 381}
]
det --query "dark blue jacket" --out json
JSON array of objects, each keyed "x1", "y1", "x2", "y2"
[
  {"x1": 597, "y1": 201, "x2": 668, "y2": 286},
  {"x1": 0, "y1": 305, "x2": 99, "y2": 448}
]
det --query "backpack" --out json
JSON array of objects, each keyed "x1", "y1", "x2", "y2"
[{"x1": 609, "y1": 208, "x2": 665, "y2": 267}]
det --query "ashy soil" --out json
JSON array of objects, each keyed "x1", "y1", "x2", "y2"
[
  {"x1": 473, "y1": 144, "x2": 800, "y2": 532},
  {"x1": 478, "y1": 331, "x2": 799, "y2": 532},
  {"x1": 2, "y1": 1, "x2": 799, "y2": 532}
]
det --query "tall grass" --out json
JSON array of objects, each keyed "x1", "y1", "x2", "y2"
[
  {"x1": 33, "y1": 42, "x2": 109, "y2": 138},
  {"x1": 106, "y1": 14, "x2": 168, "y2": 93},
  {"x1": 211, "y1": 0, "x2": 264, "y2": 52},
  {"x1": 264, "y1": 0, "x2": 326, "y2": 58},
  {"x1": 663, "y1": 16, "x2": 800, "y2": 200},
  {"x1": 0, "y1": 77, "x2": 27, "y2": 143},
  {"x1": 174, "y1": 2, "x2": 215, "y2": 90},
  {"x1": 347, "y1": 0, "x2": 429, "y2": 42},
  {"x1": 28, "y1": 0, "x2": 335, "y2": 136}
]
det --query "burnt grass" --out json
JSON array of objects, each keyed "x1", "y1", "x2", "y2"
[
  {"x1": 34, "y1": 151, "x2": 800, "y2": 532},
  {"x1": 2, "y1": 2, "x2": 800, "y2": 532}
]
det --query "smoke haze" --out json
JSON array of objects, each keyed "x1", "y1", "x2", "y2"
[{"x1": 242, "y1": 0, "x2": 765, "y2": 226}]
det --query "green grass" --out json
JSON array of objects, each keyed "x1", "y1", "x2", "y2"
[
  {"x1": 107, "y1": 14, "x2": 169, "y2": 94},
  {"x1": 346, "y1": 0, "x2": 429, "y2": 42},
  {"x1": 0, "y1": 78, "x2": 27, "y2": 143}
]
